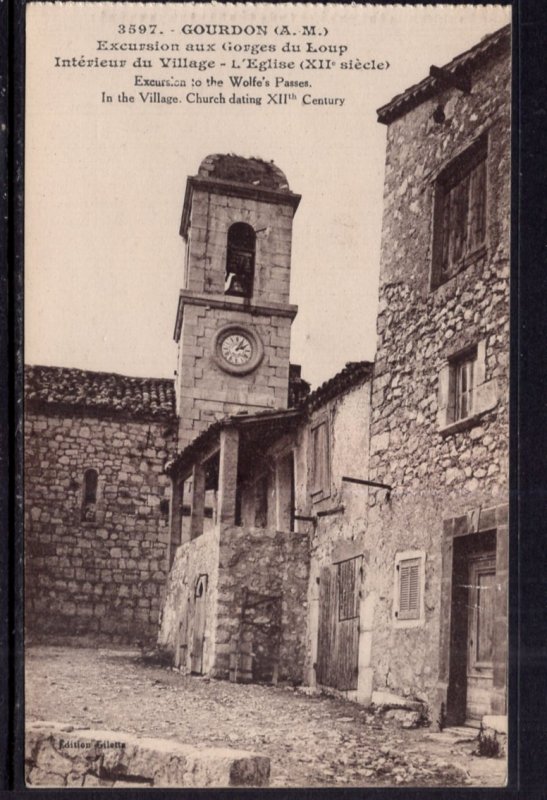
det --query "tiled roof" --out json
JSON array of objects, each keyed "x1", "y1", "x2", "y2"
[
  {"x1": 25, "y1": 365, "x2": 176, "y2": 420},
  {"x1": 165, "y1": 407, "x2": 302, "y2": 475},
  {"x1": 166, "y1": 361, "x2": 373, "y2": 474},
  {"x1": 377, "y1": 24, "x2": 510, "y2": 124},
  {"x1": 305, "y1": 361, "x2": 373, "y2": 411},
  {"x1": 197, "y1": 154, "x2": 290, "y2": 191}
]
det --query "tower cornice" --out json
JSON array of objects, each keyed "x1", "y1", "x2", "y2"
[
  {"x1": 180, "y1": 176, "x2": 301, "y2": 240},
  {"x1": 174, "y1": 289, "x2": 298, "y2": 342}
]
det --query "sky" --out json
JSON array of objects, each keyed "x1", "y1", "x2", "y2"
[{"x1": 25, "y1": 3, "x2": 511, "y2": 388}]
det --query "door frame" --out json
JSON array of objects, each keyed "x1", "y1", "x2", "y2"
[{"x1": 436, "y1": 504, "x2": 508, "y2": 726}]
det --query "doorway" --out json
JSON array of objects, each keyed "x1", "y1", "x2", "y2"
[
  {"x1": 466, "y1": 553, "x2": 496, "y2": 722},
  {"x1": 316, "y1": 557, "x2": 362, "y2": 691},
  {"x1": 447, "y1": 530, "x2": 496, "y2": 725}
]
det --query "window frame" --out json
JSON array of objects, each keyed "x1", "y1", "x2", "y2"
[
  {"x1": 437, "y1": 339, "x2": 498, "y2": 435},
  {"x1": 431, "y1": 135, "x2": 488, "y2": 290},
  {"x1": 450, "y1": 346, "x2": 477, "y2": 424},
  {"x1": 81, "y1": 468, "x2": 99, "y2": 524},
  {"x1": 393, "y1": 550, "x2": 426, "y2": 629}
]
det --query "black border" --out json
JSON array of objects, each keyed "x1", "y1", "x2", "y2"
[{"x1": 6, "y1": 0, "x2": 547, "y2": 798}]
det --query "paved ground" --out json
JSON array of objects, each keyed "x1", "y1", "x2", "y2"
[{"x1": 25, "y1": 647, "x2": 506, "y2": 788}]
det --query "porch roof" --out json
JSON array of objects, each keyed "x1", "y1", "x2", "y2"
[{"x1": 165, "y1": 407, "x2": 302, "y2": 477}]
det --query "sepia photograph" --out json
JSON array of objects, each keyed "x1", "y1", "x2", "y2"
[{"x1": 23, "y1": 2, "x2": 511, "y2": 788}]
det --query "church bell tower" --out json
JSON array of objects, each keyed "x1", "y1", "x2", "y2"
[{"x1": 174, "y1": 154, "x2": 301, "y2": 448}]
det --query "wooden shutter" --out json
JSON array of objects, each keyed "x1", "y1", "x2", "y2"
[
  {"x1": 311, "y1": 421, "x2": 329, "y2": 496},
  {"x1": 316, "y1": 566, "x2": 335, "y2": 686},
  {"x1": 398, "y1": 558, "x2": 421, "y2": 620},
  {"x1": 436, "y1": 137, "x2": 487, "y2": 285},
  {"x1": 468, "y1": 158, "x2": 487, "y2": 252}
]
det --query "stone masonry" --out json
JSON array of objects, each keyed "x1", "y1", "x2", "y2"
[
  {"x1": 364, "y1": 27, "x2": 510, "y2": 719},
  {"x1": 25, "y1": 366, "x2": 177, "y2": 644}
]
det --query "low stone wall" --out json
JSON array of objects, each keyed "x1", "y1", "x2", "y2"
[
  {"x1": 216, "y1": 526, "x2": 310, "y2": 683},
  {"x1": 26, "y1": 722, "x2": 270, "y2": 788},
  {"x1": 157, "y1": 525, "x2": 220, "y2": 673}
]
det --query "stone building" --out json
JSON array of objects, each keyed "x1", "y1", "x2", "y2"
[
  {"x1": 158, "y1": 360, "x2": 372, "y2": 687},
  {"x1": 365, "y1": 24, "x2": 510, "y2": 726},
  {"x1": 24, "y1": 366, "x2": 177, "y2": 644}
]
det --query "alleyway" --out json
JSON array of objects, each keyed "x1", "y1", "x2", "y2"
[{"x1": 25, "y1": 647, "x2": 506, "y2": 787}]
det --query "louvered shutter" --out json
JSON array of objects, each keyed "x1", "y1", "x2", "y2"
[{"x1": 398, "y1": 558, "x2": 421, "y2": 620}]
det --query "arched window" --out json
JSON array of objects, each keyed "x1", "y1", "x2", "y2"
[
  {"x1": 81, "y1": 468, "x2": 98, "y2": 522},
  {"x1": 225, "y1": 223, "x2": 256, "y2": 298}
]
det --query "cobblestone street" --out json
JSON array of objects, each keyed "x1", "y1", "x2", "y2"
[{"x1": 25, "y1": 647, "x2": 506, "y2": 787}]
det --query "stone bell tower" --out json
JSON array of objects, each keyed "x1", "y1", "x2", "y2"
[{"x1": 174, "y1": 154, "x2": 301, "y2": 448}]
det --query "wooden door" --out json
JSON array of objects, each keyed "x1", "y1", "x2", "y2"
[
  {"x1": 466, "y1": 554, "x2": 495, "y2": 720},
  {"x1": 316, "y1": 557, "x2": 361, "y2": 691},
  {"x1": 191, "y1": 575, "x2": 207, "y2": 674}
]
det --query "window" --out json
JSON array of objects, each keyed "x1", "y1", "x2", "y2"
[
  {"x1": 225, "y1": 222, "x2": 256, "y2": 298},
  {"x1": 432, "y1": 136, "x2": 487, "y2": 288},
  {"x1": 310, "y1": 419, "x2": 330, "y2": 500},
  {"x1": 437, "y1": 340, "x2": 500, "y2": 433},
  {"x1": 338, "y1": 557, "x2": 361, "y2": 621},
  {"x1": 451, "y1": 348, "x2": 476, "y2": 422},
  {"x1": 393, "y1": 551, "x2": 425, "y2": 627},
  {"x1": 81, "y1": 468, "x2": 98, "y2": 522}
]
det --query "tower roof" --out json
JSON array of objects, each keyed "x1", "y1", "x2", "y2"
[
  {"x1": 197, "y1": 154, "x2": 290, "y2": 191},
  {"x1": 180, "y1": 153, "x2": 300, "y2": 239}
]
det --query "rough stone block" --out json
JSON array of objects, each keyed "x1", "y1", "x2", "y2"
[{"x1": 25, "y1": 723, "x2": 270, "y2": 788}]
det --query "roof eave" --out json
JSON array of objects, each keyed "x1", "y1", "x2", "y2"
[{"x1": 376, "y1": 24, "x2": 510, "y2": 126}]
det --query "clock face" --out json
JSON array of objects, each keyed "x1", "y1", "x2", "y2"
[
  {"x1": 220, "y1": 333, "x2": 253, "y2": 366},
  {"x1": 212, "y1": 324, "x2": 264, "y2": 375}
]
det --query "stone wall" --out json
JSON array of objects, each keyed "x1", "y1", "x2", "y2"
[
  {"x1": 365, "y1": 45, "x2": 510, "y2": 712},
  {"x1": 216, "y1": 525, "x2": 310, "y2": 684},
  {"x1": 25, "y1": 408, "x2": 176, "y2": 644},
  {"x1": 159, "y1": 522, "x2": 309, "y2": 685},
  {"x1": 157, "y1": 524, "x2": 220, "y2": 672}
]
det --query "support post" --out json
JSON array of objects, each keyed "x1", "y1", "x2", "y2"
[
  {"x1": 190, "y1": 463, "x2": 206, "y2": 540},
  {"x1": 168, "y1": 473, "x2": 184, "y2": 568},
  {"x1": 218, "y1": 428, "x2": 240, "y2": 525}
]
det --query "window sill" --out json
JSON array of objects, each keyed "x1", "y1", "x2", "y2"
[
  {"x1": 438, "y1": 411, "x2": 484, "y2": 437},
  {"x1": 393, "y1": 615, "x2": 425, "y2": 630},
  {"x1": 431, "y1": 245, "x2": 487, "y2": 291}
]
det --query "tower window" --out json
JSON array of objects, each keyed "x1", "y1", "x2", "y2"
[
  {"x1": 81, "y1": 468, "x2": 98, "y2": 522},
  {"x1": 225, "y1": 222, "x2": 256, "y2": 298}
]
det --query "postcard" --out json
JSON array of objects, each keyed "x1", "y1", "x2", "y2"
[{"x1": 24, "y1": 2, "x2": 511, "y2": 788}]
